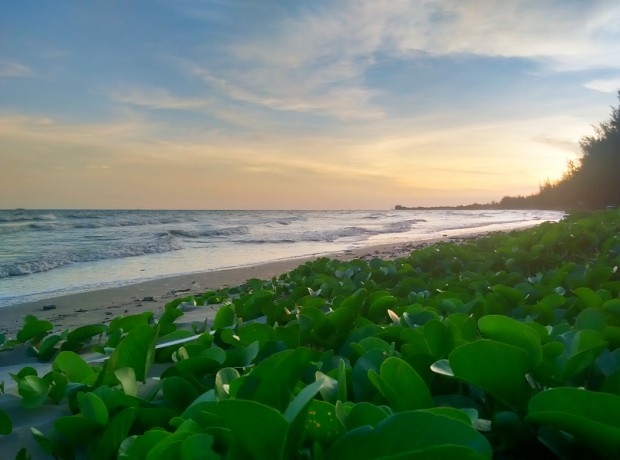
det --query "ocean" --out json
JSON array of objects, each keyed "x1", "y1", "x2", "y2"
[{"x1": 0, "y1": 209, "x2": 564, "y2": 308}]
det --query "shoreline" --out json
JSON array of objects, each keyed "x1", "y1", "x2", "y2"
[{"x1": 0, "y1": 238, "x2": 447, "y2": 338}]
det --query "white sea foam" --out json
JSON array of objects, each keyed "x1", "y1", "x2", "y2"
[{"x1": 0, "y1": 209, "x2": 564, "y2": 307}]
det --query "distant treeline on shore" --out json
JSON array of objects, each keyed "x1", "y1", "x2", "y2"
[{"x1": 398, "y1": 91, "x2": 620, "y2": 212}]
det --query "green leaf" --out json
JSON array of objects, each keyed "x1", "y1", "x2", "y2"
[
  {"x1": 224, "y1": 340, "x2": 260, "y2": 368},
  {"x1": 88, "y1": 406, "x2": 138, "y2": 460},
  {"x1": 603, "y1": 298, "x2": 620, "y2": 319},
  {"x1": 317, "y1": 371, "x2": 339, "y2": 405},
  {"x1": 54, "y1": 416, "x2": 102, "y2": 444},
  {"x1": 303, "y1": 400, "x2": 346, "y2": 447},
  {"x1": 137, "y1": 420, "x2": 200, "y2": 460},
  {"x1": 67, "y1": 324, "x2": 107, "y2": 342},
  {"x1": 574, "y1": 287, "x2": 603, "y2": 309},
  {"x1": 53, "y1": 351, "x2": 94, "y2": 383},
  {"x1": 77, "y1": 391, "x2": 109, "y2": 425},
  {"x1": 478, "y1": 315, "x2": 542, "y2": 366},
  {"x1": 15, "y1": 448, "x2": 31, "y2": 460},
  {"x1": 284, "y1": 374, "x2": 329, "y2": 423},
  {"x1": 162, "y1": 376, "x2": 200, "y2": 413},
  {"x1": 352, "y1": 348, "x2": 388, "y2": 402},
  {"x1": 212, "y1": 304, "x2": 236, "y2": 330},
  {"x1": 45, "y1": 370, "x2": 67, "y2": 404},
  {"x1": 180, "y1": 433, "x2": 219, "y2": 460},
  {"x1": 449, "y1": 340, "x2": 531, "y2": 410},
  {"x1": 0, "y1": 408, "x2": 12, "y2": 435},
  {"x1": 352, "y1": 336, "x2": 392, "y2": 355},
  {"x1": 118, "y1": 430, "x2": 170, "y2": 459},
  {"x1": 217, "y1": 399, "x2": 289, "y2": 460},
  {"x1": 13, "y1": 374, "x2": 51, "y2": 408},
  {"x1": 215, "y1": 367, "x2": 240, "y2": 400},
  {"x1": 31, "y1": 428, "x2": 55, "y2": 455},
  {"x1": 423, "y1": 320, "x2": 454, "y2": 359},
  {"x1": 108, "y1": 312, "x2": 153, "y2": 334},
  {"x1": 421, "y1": 407, "x2": 473, "y2": 426},
  {"x1": 575, "y1": 308, "x2": 606, "y2": 332},
  {"x1": 108, "y1": 324, "x2": 158, "y2": 382},
  {"x1": 327, "y1": 410, "x2": 492, "y2": 460},
  {"x1": 368, "y1": 294, "x2": 398, "y2": 322},
  {"x1": 169, "y1": 355, "x2": 224, "y2": 379},
  {"x1": 337, "y1": 358, "x2": 348, "y2": 403},
  {"x1": 430, "y1": 359, "x2": 454, "y2": 377},
  {"x1": 236, "y1": 347, "x2": 312, "y2": 412},
  {"x1": 344, "y1": 402, "x2": 390, "y2": 430},
  {"x1": 491, "y1": 284, "x2": 524, "y2": 305},
  {"x1": 238, "y1": 323, "x2": 276, "y2": 348},
  {"x1": 115, "y1": 367, "x2": 138, "y2": 397},
  {"x1": 368, "y1": 357, "x2": 432, "y2": 411},
  {"x1": 36, "y1": 334, "x2": 63, "y2": 360},
  {"x1": 527, "y1": 388, "x2": 620, "y2": 459},
  {"x1": 556, "y1": 330, "x2": 607, "y2": 381},
  {"x1": 602, "y1": 368, "x2": 620, "y2": 395},
  {"x1": 16, "y1": 317, "x2": 53, "y2": 343},
  {"x1": 239, "y1": 289, "x2": 275, "y2": 320}
]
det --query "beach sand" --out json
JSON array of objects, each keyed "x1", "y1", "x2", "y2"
[{"x1": 0, "y1": 238, "x2": 450, "y2": 338}]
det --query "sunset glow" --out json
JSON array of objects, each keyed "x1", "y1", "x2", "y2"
[{"x1": 1, "y1": 1, "x2": 619, "y2": 209}]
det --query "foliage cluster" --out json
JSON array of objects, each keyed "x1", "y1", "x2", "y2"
[{"x1": 1, "y1": 209, "x2": 620, "y2": 458}]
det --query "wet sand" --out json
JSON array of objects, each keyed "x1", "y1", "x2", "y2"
[{"x1": 0, "y1": 238, "x2": 448, "y2": 338}]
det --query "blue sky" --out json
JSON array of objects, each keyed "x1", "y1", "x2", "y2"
[{"x1": 1, "y1": 0, "x2": 619, "y2": 209}]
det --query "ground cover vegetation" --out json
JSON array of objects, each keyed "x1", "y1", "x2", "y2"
[{"x1": 1, "y1": 208, "x2": 620, "y2": 458}]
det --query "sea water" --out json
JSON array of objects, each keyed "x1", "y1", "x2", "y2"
[{"x1": 0, "y1": 209, "x2": 564, "y2": 307}]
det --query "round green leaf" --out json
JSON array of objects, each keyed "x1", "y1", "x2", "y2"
[
  {"x1": 368, "y1": 357, "x2": 432, "y2": 411},
  {"x1": 303, "y1": 400, "x2": 346, "y2": 447},
  {"x1": 344, "y1": 402, "x2": 390, "y2": 431},
  {"x1": 478, "y1": 315, "x2": 542, "y2": 366},
  {"x1": 212, "y1": 305, "x2": 236, "y2": 330},
  {"x1": 53, "y1": 351, "x2": 94, "y2": 383},
  {"x1": 527, "y1": 388, "x2": 620, "y2": 459},
  {"x1": 449, "y1": 339, "x2": 531, "y2": 410},
  {"x1": 575, "y1": 308, "x2": 606, "y2": 332},
  {"x1": 327, "y1": 410, "x2": 492, "y2": 460},
  {"x1": 217, "y1": 399, "x2": 288, "y2": 460}
]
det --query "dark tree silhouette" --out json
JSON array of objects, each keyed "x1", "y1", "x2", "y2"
[
  {"x1": 397, "y1": 93, "x2": 620, "y2": 211},
  {"x1": 506, "y1": 91, "x2": 620, "y2": 210}
]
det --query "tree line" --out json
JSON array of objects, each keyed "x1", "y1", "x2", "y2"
[
  {"x1": 498, "y1": 91, "x2": 620, "y2": 210},
  {"x1": 396, "y1": 92, "x2": 620, "y2": 212}
]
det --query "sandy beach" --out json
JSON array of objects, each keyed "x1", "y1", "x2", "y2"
[{"x1": 0, "y1": 238, "x2": 448, "y2": 339}]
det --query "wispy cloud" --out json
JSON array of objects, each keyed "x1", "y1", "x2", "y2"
[
  {"x1": 185, "y1": 62, "x2": 384, "y2": 120},
  {"x1": 383, "y1": 0, "x2": 620, "y2": 70},
  {"x1": 583, "y1": 77, "x2": 620, "y2": 93},
  {"x1": 0, "y1": 59, "x2": 32, "y2": 78},
  {"x1": 110, "y1": 87, "x2": 210, "y2": 110},
  {"x1": 175, "y1": 0, "x2": 620, "y2": 123}
]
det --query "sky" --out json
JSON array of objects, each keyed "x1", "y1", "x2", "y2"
[{"x1": 1, "y1": 1, "x2": 620, "y2": 210}]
